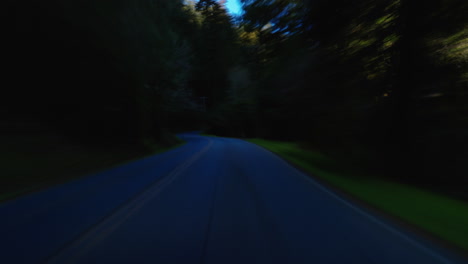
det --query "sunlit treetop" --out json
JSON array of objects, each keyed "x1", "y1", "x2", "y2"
[{"x1": 240, "y1": 0, "x2": 307, "y2": 35}]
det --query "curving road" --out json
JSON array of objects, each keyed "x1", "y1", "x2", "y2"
[{"x1": 0, "y1": 133, "x2": 465, "y2": 264}]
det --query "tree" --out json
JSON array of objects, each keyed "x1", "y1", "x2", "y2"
[
  {"x1": 9, "y1": 0, "x2": 200, "y2": 146},
  {"x1": 192, "y1": 0, "x2": 238, "y2": 107}
]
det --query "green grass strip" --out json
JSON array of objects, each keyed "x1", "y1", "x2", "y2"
[{"x1": 247, "y1": 138, "x2": 468, "y2": 251}]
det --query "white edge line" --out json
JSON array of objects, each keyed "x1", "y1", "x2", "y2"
[{"x1": 248, "y1": 141, "x2": 456, "y2": 264}]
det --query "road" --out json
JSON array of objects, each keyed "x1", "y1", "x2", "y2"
[{"x1": 0, "y1": 133, "x2": 465, "y2": 264}]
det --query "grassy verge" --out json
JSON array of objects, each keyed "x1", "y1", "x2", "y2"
[
  {"x1": 0, "y1": 134, "x2": 185, "y2": 202},
  {"x1": 247, "y1": 138, "x2": 468, "y2": 252}
]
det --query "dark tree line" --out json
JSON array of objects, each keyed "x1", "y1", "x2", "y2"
[
  {"x1": 232, "y1": 0, "x2": 468, "y2": 191},
  {"x1": 4, "y1": 0, "x2": 467, "y2": 192},
  {"x1": 5, "y1": 0, "x2": 239, "y2": 148}
]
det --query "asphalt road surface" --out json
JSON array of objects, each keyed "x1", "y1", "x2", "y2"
[{"x1": 0, "y1": 133, "x2": 465, "y2": 264}]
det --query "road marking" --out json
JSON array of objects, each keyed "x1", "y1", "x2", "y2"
[
  {"x1": 1, "y1": 145, "x2": 186, "y2": 226},
  {"x1": 46, "y1": 138, "x2": 213, "y2": 264},
  {"x1": 248, "y1": 141, "x2": 456, "y2": 264}
]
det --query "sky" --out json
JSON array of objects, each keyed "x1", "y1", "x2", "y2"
[{"x1": 224, "y1": 0, "x2": 243, "y2": 15}]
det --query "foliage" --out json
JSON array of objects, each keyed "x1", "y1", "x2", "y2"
[
  {"x1": 7, "y1": 0, "x2": 468, "y2": 191},
  {"x1": 237, "y1": 0, "x2": 468, "y2": 189},
  {"x1": 9, "y1": 0, "x2": 203, "y2": 145}
]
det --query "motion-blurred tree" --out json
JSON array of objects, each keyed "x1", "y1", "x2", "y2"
[
  {"x1": 238, "y1": 0, "x2": 468, "y2": 189},
  {"x1": 193, "y1": 0, "x2": 238, "y2": 107},
  {"x1": 9, "y1": 0, "x2": 200, "y2": 146}
]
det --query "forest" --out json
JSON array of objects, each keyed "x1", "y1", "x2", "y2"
[{"x1": 4, "y1": 0, "x2": 468, "y2": 197}]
